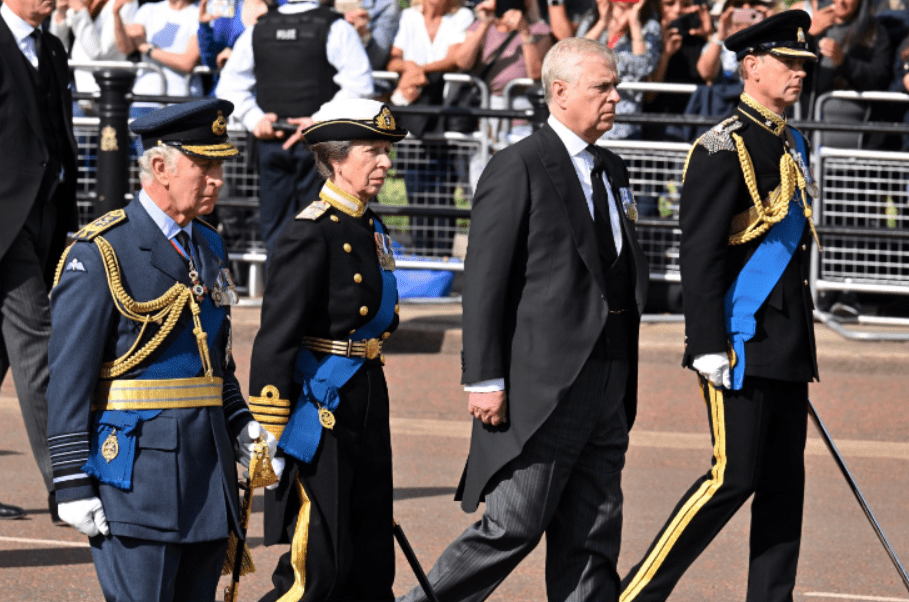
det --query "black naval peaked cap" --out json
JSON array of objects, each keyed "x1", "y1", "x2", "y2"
[
  {"x1": 725, "y1": 9, "x2": 817, "y2": 62},
  {"x1": 129, "y1": 98, "x2": 240, "y2": 159},
  {"x1": 302, "y1": 99, "x2": 408, "y2": 144}
]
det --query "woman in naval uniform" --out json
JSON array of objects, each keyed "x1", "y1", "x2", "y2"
[{"x1": 247, "y1": 98, "x2": 408, "y2": 602}]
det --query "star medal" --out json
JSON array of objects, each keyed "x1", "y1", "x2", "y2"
[
  {"x1": 101, "y1": 430, "x2": 119, "y2": 462},
  {"x1": 189, "y1": 268, "x2": 206, "y2": 302},
  {"x1": 220, "y1": 267, "x2": 239, "y2": 305},
  {"x1": 374, "y1": 233, "x2": 396, "y2": 271}
]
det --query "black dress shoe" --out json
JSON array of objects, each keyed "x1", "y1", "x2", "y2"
[
  {"x1": 48, "y1": 491, "x2": 66, "y2": 526},
  {"x1": 0, "y1": 501, "x2": 25, "y2": 520}
]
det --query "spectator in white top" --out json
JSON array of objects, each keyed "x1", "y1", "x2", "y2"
[
  {"x1": 215, "y1": 0, "x2": 373, "y2": 267},
  {"x1": 113, "y1": 0, "x2": 202, "y2": 118},
  {"x1": 49, "y1": 0, "x2": 139, "y2": 115}
]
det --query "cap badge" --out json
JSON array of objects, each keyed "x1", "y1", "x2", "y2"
[
  {"x1": 212, "y1": 110, "x2": 227, "y2": 136},
  {"x1": 375, "y1": 106, "x2": 396, "y2": 131},
  {"x1": 797, "y1": 27, "x2": 806, "y2": 43}
]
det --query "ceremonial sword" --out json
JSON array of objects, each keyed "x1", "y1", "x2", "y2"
[
  {"x1": 393, "y1": 519, "x2": 442, "y2": 602},
  {"x1": 808, "y1": 399, "x2": 909, "y2": 593}
]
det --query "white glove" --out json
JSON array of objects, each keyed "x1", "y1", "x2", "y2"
[
  {"x1": 236, "y1": 421, "x2": 284, "y2": 490},
  {"x1": 692, "y1": 352, "x2": 731, "y2": 389},
  {"x1": 57, "y1": 497, "x2": 109, "y2": 537}
]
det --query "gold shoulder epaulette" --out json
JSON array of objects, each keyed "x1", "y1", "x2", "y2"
[
  {"x1": 296, "y1": 200, "x2": 330, "y2": 221},
  {"x1": 696, "y1": 116, "x2": 743, "y2": 155},
  {"x1": 72, "y1": 209, "x2": 128, "y2": 241},
  {"x1": 194, "y1": 216, "x2": 217, "y2": 232}
]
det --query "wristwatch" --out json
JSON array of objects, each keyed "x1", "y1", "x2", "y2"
[
  {"x1": 145, "y1": 44, "x2": 156, "y2": 58},
  {"x1": 710, "y1": 33, "x2": 724, "y2": 46}
]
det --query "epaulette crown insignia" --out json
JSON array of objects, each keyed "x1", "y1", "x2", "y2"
[
  {"x1": 697, "y1": 116, "x2": 743, "y2": 154},
  {"x1": 72, "y1": 209, "x2": 128, "y2": 241},
  {"x1": 296, "y1": 200, "x2": 330, "y2": 221}
]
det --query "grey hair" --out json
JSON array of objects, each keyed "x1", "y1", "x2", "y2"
[
  {"x1": 542, "y1": 38, "x2": 617, "y2": 105},
  {"x1": 138, "y1": 145, "x2": 182, "y2": 183},
  {"x1": 310, "y1": 140, "x2": 354, "y2": 180}
]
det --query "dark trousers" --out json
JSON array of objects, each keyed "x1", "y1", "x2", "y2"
[
  {"x1": 90, "y1": 534, "x2": 228, "y2": 602},
  {"x1": 400, "y1": 356, "x2": 630, "y2": 602},
  {"x1": 258, "y1": 140, "x2": 323, "y2": 272},
  {"x1": 0, "y1": 195, "x2": 57, "y2": 493},
  {"x1": 260, "y1": 364, "x2": 395, "y2": 602},
  {"x1": 621, "y1": 376, "x2": 808, "y2": 602}
]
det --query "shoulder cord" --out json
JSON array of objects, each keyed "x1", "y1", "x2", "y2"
[{"x1": 93, "y1": 236, "x2": 214, "y2": 380}]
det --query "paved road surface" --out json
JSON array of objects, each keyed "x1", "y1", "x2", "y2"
[{"x1": 1, "y1": 304, "x2": 907, "y2": 602}]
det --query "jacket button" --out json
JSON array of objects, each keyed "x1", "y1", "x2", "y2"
[
  {"x1": 801, "y1": 244, "x2": 807, "y2": 251},
  {"x1": 381, "y1": 332, "x2": 390, "y2": 340},
  {"x1": 369, "y1": 219, "x2": 374, "y2": 226},
  {"x1": 330, "y1": 215, "x2": 339, "y2": 222},
  {"x1": 343, "y1": 243, "x2": 352, "y2": 253},
  {"x1": 360, "y1": 306, "x2": 369, "y2": 316},
  {"x1": 804, "y1": 279, "x2": 809, "y2": 286},
  {"x1": 394, "y1": 304, "x2": 400, "y2": 313},
  {"x1": 353, "y1": 273, "x2": 362, "y2": 283}
]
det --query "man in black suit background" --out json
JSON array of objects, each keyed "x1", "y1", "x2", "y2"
[
  {"x1": 399, "y1": 37, "x2": 649, "y2": 602},
  {"x1": 0, "y1": 0, "x2": 78, "y2": 520}
]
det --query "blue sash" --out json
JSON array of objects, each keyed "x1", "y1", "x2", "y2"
[
  {"x1": 724, "y1": 128, "x2": 812, "y2": 390},
  {"x1": 279, "y1": 219, "x2": 398, "y2": 463}
]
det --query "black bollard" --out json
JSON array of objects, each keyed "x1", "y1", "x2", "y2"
[
  {"x1": 526, "y1": 84, "x2": 549, "y2": 131},
  {"x1": 93, "y1": 69, "x2": 135, "y2": 211}
]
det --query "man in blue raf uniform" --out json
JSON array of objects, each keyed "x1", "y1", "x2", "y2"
[
  {"x1": 46, "y1": 98, "x2": 284, "y2": 602},
  {"x1": 621, "y1": 11, "x2": 819, "y2": 602}
]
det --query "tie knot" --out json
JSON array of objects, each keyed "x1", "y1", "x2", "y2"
[{"x1": 587, "y1": 145, "x2": 607, "y2": 174}]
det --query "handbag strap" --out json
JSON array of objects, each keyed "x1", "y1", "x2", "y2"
[{"x1": 475, "y1": 29, "x2": 520, "y2": 81}]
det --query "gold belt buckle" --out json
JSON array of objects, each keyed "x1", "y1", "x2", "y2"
[{"x1": 365, "y1": 339, "x2": 380, "y2": 360}]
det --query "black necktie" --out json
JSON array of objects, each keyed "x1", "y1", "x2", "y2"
[
  {"x1": 175, "y1": 231, "x2": 194, "y2": 265},
  {"x1": 587, "y1": 145, "x2": 617, "y2": 267},
  {"x1": 30, "y1": 30, "x2": 42, "y2": 70}
]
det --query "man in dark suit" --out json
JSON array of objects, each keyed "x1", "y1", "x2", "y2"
[
  {"x1": 620, "y1": 12, "x2": 819, "y2": 602},
  {"x1": 0, "y1": 0, "x2": 79, "y2": 520},
  {"x1": 399, "y1": 37, "x2": 649, "y2": 602},
  {"x1": 46, "y1": 99, "x2": 282, "y2": 601}
]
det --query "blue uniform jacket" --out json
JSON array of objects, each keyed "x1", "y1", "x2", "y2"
[{"x1": 46, "y1": 199, "x2": 253, "y2": 543}]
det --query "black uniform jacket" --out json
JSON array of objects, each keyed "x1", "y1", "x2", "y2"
[
  {"x1": 458, "y1": 124, "x2": 649, "y2": 513},
  {"x1": 679, "y1": 100, "x2": 818, "y2": 383},
  {"x1": 249, "y1": 202, "x2": 398, "y2": 544},
  {"x1": 0, "y1": 16, "x2": 78, "y2": 282}
]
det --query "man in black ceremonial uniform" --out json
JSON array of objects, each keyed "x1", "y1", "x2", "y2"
[{"x1": 621, "y1": 11, "x2": 821, "y2": 602}]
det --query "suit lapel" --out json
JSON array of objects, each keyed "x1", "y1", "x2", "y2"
[
  {"x1": 127, "y1": 200, "x2": 191, "y2": 286},
  {"x1": 535, "y1": 125, "x2": 608, "y2": 297},
  {"x1": 0, "y1": 17, "x2": 42, "y2": 142}
]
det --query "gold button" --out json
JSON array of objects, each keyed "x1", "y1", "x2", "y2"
[
  {"x1": 804, "y1": 280, "x2": 809, "y2": 286},
  {"x1": 801, "y1": 244, "x2": 807, "y2": 251},
  {"x1": 394, "y1": 304, "x2": 399, "y2": 314},
  {"x1": 353, "y1": 273, "x2": 363, "y2": 283},
  {"x1": 360, "y1": 306, "x2": 369, "y2": 316},
  {"x1": 343, "y1": 243, "x2": 352, "y2": 253},
  {"x1": 381, "y1": 332, "x2": 390, "y2": 340},
  {"x1": 330, "y1": 215, "x2": 339, "y2": 222},
  {"x1": 369, "y1": 219, "x2": 374, "y2": 226},
  {"x1": 349, "y1": 329, "x2": 356, "y2": 335}
]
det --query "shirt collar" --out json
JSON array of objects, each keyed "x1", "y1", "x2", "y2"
[
  {"x1": 1, "y1": 4, "x2": 39, "y2": 45},
  {"x1": 548, "y1": 114, "x2": 594, "y2": 160},
  {"x1": 138, "y1": 190, "x2": 193, "y2": 241}
]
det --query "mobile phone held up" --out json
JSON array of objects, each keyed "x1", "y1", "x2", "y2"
[
  {"x1": 732, "y1": 7, "x2": 764, "y2": 25},
  {"x1": 206, "y1": 0, "x2": 236, "y2": 18},
  {"x1": 667, "y1": 11, "x2": 701, "y2": 39}
]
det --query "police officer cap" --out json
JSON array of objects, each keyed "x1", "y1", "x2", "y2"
[
  {"x1": 725, "y1": 9, "x2": 817, "y2": 62},
  {"x1": 129, "y1": 98, "x2": 240, "y2": 159},
  {"x1": 302, "y1": 99, "x2": 408, "y2": 144}
]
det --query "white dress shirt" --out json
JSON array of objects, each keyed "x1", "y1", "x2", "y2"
[
  {"x1": 138, "y1": 190, "x2": 198, "y2": 262},
  {"x1": 2, "y1": 3, "x2": 41, "y2": 69},
  {"x1": 465, "y1": 114, "x2": 624, "y2": 393},
  {"x1": 216, "y1": 0, "x2": 374, "y2": 132}
]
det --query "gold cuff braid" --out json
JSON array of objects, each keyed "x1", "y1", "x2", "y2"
[{"x1": 250, "y1": 385, "x2": 291, "y2": 440}]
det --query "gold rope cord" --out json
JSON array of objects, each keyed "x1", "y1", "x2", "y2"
[
  {"x1": 277, "y1": 477, "x2": 312, "y2": 602},
  {"x1": 620, "y1": 379, "x2": 728, "y2": 602},
  {"x1": 93, "y1": 236, "x2": 213, "y2": 379}
]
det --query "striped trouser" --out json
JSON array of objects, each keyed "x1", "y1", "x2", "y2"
[{"x1": 621, "y1": 376, "x2": 808, "y2": 602}]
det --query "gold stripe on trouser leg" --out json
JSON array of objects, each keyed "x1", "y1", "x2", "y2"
[
  {"x1": 620, "y1": 380, "x2": 728, "y2": 602},
  {"x1": 277, "y1": 477, "x2": 312, "y2": 602}
]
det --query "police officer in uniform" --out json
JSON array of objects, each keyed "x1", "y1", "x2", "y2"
[
  {"x1": 620, "y1": 11, "x2": 820, "y2": 602},
  {"x1": 46, "y1": 99, "x2": 282, "y2": 602},
  {"x1": 215, "y1": 0, "x2": 373, "y2": 266},
  {"x1": 247, "y1": 99, "x2": 406, "y2": 602}
]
